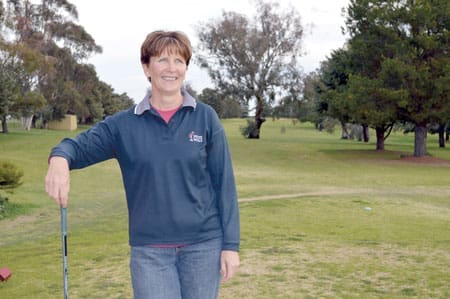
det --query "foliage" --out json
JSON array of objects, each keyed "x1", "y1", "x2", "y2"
[
  {"x1": 0, "y1": 36, "x2": 51, "y2": 132},
  {"x1": 295, "y1": 71, "x2": 325, "y2": 127},
  {"x1": 0, "y1": 49, "x2": 20, "y2": 133},
  {"x1": 0, "y1": 0, "x2": 133, "y2": 131},
  {"x1": 316, "y1": 48, "x2": 354, "y2": 139},
  {"x1": 340, "y1": 0, "x2": 450, "y2": 156},
  {"x1": 0, "y1": 160, "x2": 23, "y2": 190},
  {"x1": 198, "y1": 87, "x2": 243, "y2": 119},
  {"x1": 317, "y1": 0, "x2": 450, "y2": 155},
  {"x1": 95, "y1": 81, "x2": 134, "y2": 122},
  {"x1": 0, "y1": 160, "x2": 23, "y2": 214},
  {"x1": 12, "y1": 90, "x2": 46, "y2": 117},
  {"x1": 196, "y1": 0, "x2": 304, "y2": 138}
]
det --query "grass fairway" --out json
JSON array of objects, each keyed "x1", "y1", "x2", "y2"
[{"x1": 0, "y1": 119, "x2": 449, "y2": 298}]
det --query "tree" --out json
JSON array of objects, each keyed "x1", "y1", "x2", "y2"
[
  {"x1": 272, "y1": 96, "x2": 301, "y2": 120},
  {"x1": 0, "y1": 44, "x2": 23, "y2": 133},
  {"x1": 317, "y1": 48, "x2": 355, "y2": 139},
  {"x1": 398, "y1": 0, "x2": 450, "y2": 156},
  {"x1": 343, "y1": 0, "x2": 450, "y2": 156},
  {"x1": 342, "y1": 0, "x2": 412, "y2": 149},
  {"x1": 198, "y1": 88, "x2": 243, "y2": 119},
  {"x1": 0, "y1": 39, "x2": 54, "y2": 132},
  {"x1": 5, "y1": 0, "x2": 101, "y2": 59},
  {"x1": 289, "y1": 71, "x2": 326, "y2": 129},
  {"x1": 96, "y1": 82, "x2": 134, "y2": 120},
  {"x1": 272, "y1": 59, "x2": 304, "y2": 120},
  {"x1": 3, "y1": 0, "x2": 102, "y2": 125},
  {"x1": 12, "y1": 90, "x2": 46, "y2": 130},
  {"x1": 1, "y1": 0, "x2": 131, "y2": 130},
  {"x1": 196, "y1": 0, "x2": 303, "y2": 138}
]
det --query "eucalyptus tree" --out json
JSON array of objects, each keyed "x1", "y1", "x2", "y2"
[
  {"x1": 3, "y1": 0, "x2": 102, "y2": 123},
  {"x1": 0, "y1": 47, "x2": 21, "y2": 133},
  {"x1": 196, "y1": 0, "x2": 304, "y2": 138},
  {"x1": 12, "y1": 90, "x2": 46, "y2": 130}
]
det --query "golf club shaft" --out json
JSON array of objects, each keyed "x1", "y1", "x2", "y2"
[{"x1": 61, "y1": 207, "x2": 69, "y2": 299}]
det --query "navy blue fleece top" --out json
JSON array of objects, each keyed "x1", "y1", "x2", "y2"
[{"x1": 50, "y1": 91, "x2": 240, "y2": 251}]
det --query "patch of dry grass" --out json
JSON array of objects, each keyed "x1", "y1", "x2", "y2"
[{"x1": 221, "y1": 242, "x2": 450, "y2": 298}]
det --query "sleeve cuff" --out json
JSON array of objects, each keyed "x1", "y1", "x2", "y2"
[{"x1": 222, "y1": 243, "x2": 240, "y2": 252}]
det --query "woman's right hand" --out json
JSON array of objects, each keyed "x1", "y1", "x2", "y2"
[{"x1": 45, "y1": 156, "x2": 70, "y2": 207}]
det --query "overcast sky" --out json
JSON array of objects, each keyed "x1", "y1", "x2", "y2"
[{"x1": 71, "y1": 0, "x2": 350, "y2": 102}]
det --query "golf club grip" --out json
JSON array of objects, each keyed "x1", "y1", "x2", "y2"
[
  {"x1": 61, "y1": 207, "x2": 69, "y2": 299},
  {"x1": 63, "y1": 234, "x2": 68, "y2": 256}
]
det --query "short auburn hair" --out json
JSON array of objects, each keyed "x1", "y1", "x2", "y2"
[{"x1": 140, "y1": 30, "x2": 192, "y2": 66}]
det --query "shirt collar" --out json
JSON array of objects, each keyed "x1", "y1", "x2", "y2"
[{"x1": 134, "y1": 88, "x2": 197, "y2": 115}]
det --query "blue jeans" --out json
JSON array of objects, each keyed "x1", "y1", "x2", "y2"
[{"x1": 130, "y1": 238, "x2": 222, "y2": 299}]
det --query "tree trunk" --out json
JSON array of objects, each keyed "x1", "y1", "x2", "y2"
[
  {"x1": 249, "y1": 98, "x2": 265, "y2": 139},
  {"x1": 375, "y1": 127, "x2": 385, "y2": 150},
  {"x1": 40, "y1": 119, "x2": 48, "y2": 129},
  {"x1": 22, "y1": 115, "x2": 33, "y2": 130},
  {"x1": 1, "y1": 115, "x2": 8, "y2": 133},
  {"x1": 340, "y1": 121, "x2": 349, "y2": 139},
  {"x1": 362, "y1": 124, "x2": 369, "y2": 142},
  {"x1": 414, "y1": 124, "x2": 427, "y2": 157},
  {"x1": 438, "y1": 124, "x2": 445, "y2": 148}
]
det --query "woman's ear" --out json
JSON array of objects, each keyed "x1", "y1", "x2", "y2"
[
  {"x1": 142, "y1": 64, "x2": 151, "y2": 82},
  {"x1": 142, "y1": 63, "x2": 150, "y2": 76}
]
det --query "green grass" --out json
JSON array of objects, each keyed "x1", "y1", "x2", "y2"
[
  {"x1": 0, "y1": 198, "x2": 36, "y2": 220},
  {"x1": 0, "y1": 119, "x2": 449, "y2": 298}
]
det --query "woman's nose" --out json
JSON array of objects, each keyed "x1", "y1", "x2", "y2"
[{"x1": 167, "y1": 60, "x2": 177, "y2": 71}]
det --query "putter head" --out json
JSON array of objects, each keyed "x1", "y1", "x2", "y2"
[{"x1": 0, "y1": 267, "x2": 12, "y2": 282}]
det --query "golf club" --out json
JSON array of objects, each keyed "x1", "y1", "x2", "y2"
[{"x1": 60, "y1": 206, "x2": 69, "y2": 299}]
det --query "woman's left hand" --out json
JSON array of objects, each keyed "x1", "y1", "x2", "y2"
[{"x1": 220, "y1": 250, "x2": 240, "y2": 281}]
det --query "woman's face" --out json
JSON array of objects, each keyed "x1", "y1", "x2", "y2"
[{"x1": 143, "y1": 50, "x2": 187, "y2": 96}]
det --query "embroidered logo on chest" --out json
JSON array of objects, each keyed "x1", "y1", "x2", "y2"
[{"x1": 188, "y1": 131, "x2": 203, "y2": 143}]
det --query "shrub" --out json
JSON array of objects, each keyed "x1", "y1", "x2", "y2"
[
  {"x1": 0, "y1": 161, "x2": 23, "y2": 218},
  {"x1": 0, "y1": 161, "x2": 23, "y2": 202},
  {"x1": 0, "y1": 161, "x2": 24, "y2": 190},
  {"x1": 240, "y1": 119, "x2": 257, "y2": 138}
]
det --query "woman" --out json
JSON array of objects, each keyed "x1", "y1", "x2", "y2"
[{"x1": 45, "y1": 30, "x2": 240, "y2": 299}]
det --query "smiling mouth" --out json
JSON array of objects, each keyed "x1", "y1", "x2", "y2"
[{"x1": 162, "y1": 76, "x2": 177, "y2": 81}]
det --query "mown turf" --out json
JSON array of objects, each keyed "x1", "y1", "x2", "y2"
[{"x1": 0, "y1": 119, "x2": 449, "y2": 298}]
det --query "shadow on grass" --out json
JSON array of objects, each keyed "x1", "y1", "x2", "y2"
[
  {"x1": 320, "y1": 149, "x2": 409, "y2": 161},
  {"x1": 320, "y1": 149, "x2": 450, "y2": 166}
]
